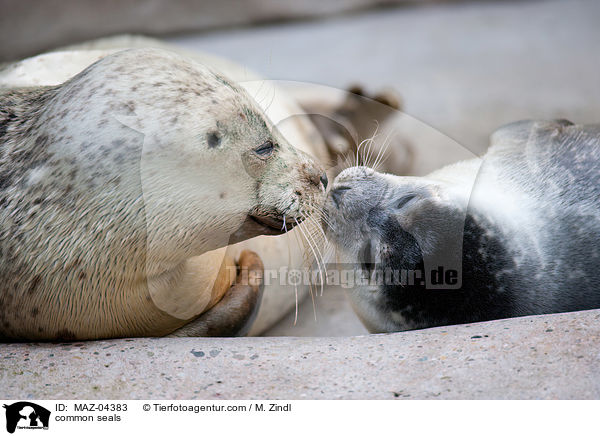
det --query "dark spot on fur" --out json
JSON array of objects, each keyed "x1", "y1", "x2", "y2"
[
  {"x1": 31, "y1": 307, "x2": 39, "y2": 317},
  {"x1": 207, "y1": 131, "x2": 221, "y2": 148},
  {"x1": 113, "y1": 153, "x2": 125, "y2": 164},
  {"x1": 35, "y1": 135, "x2": 48, "y2": 147},
  {"x1": 0, "y1": 110, "x2": 17, "y2": 137},
  {"x1": 219, "y1": 192, "x2": 226, "y2": 199},
  {"x1": 28, "y1": 275, "x2": 41, "y2": 295},
  {"x1": 78, "y1": 272, "x2": 86, "y2": 281}
]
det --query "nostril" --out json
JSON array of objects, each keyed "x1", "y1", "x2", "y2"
[
  {"x1": 330, "y1": 186, "x2": 351, "y2": 207},
  {"x1": 320, "y1": 172, "x2": 328, "y2": 189},
  {"x1": 396, "y1": 194, "x2": 417, "y2": 210}
]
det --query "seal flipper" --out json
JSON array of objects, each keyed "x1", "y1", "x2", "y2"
[
  {"x1": 299, "y1": 85, "x2": 411, "y2": 175},
  {"x1": 168, "y1": 250, "x2": 264, "y2": 337}
]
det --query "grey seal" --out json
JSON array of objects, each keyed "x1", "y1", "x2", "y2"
[{"x1": 324, "y1": 119, "x2": 600, "y2": 332}]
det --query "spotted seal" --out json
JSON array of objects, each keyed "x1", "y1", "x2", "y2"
[
  {"x1": 0, "y1": 47, "x2": 327, "y2": 340},
  {"x1": 324, "y1": 119, "x2": 600, "y2": 332}
]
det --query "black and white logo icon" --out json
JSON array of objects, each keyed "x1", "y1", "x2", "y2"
[{"x1": 3, "y1": 402, "x2": 50, "y2": 434}]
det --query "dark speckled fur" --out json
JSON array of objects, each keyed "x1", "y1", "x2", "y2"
[{"x1": 326, "y1": 120, "x2": 600, "y2": 332}]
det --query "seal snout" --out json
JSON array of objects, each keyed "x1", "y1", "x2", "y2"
[{"x1": 298, "y1": 161, "x2": 328, "y2": 192}]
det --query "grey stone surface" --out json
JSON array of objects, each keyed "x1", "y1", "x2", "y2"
[
  {"x1": 265, "y1": 287, "x2": 368, "y2": 337},
  {"x1": 1, "y1": 310, "x2": 599, "y2": 399},
  {"x1": 171, "y1": 0, "x2": 600, "y2": 156},
  {"x1": 0, "y1": 0, "x2": 429, "y2": 61}
]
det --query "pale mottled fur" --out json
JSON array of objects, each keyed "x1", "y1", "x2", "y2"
[{"x1": 0, "y1": 48, "x2": 325, "y2": 340}]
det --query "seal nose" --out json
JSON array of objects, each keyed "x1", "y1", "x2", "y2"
[
  {"x1": 330, "y1": 186, "x2": 351, "y2": 207},
  {"x1": 303, "y1": 163, "x2": 326, "y2": 189},
  {"x1": 320, "y1": 172, "x2": 328, "y2": 189}
]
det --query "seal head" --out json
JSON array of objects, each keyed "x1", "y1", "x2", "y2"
[{"x1": 324, "y1": 120, "x2": 600, "y2": 332}]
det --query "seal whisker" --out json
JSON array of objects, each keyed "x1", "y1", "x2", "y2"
[
  {"x1": 305, "y1": 211, "x2": 329, "y2": 243},
  {"x1": 303, "y1": 202, "x2": 333, "y2": 237},
  {"x1": 252, "y1": 79, "x2": 269, "y2": 108},
  {"x1": 295, "y1": 216, "x2": 326, "y2": 297},
  {"x1": 356, "y1": 137, "x2": 370, "y2": 167},
  {"x1": 293, "y1": 277, "x2": 299, "y2": 326},
  {"x1": 372, "y1": 126, "x2": 396, "y2": 171},
  {"x1": 263, "y1": 85, "x2": 277, "y2": 115},
  {"x1": 338, "y1": 153, "x2": 353, "y2": 173},
  {"x1": 291, "y1": 227, "x2": 318, "y2": 323},
  {"x1": 311, "y1": 204, "x2": 336, "y2": 232},
  {"x1": 298, "y1": 211, "x2": 327, "y2": 292},
  {"x1": 364, "y1": 121, "x2": 380, "y2": 168}
]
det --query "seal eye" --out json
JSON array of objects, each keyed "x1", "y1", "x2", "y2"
[
  {"x1": 396, "y1": 194, "x2": 416, "y2": 210},
  {"x1": 207, "y1": 131, "x2": 221, "y2": 148},
  {"x1": 255, "y1": 140, "x2": 275, "y2": 158}
]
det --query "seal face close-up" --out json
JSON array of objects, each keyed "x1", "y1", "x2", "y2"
[
  {"x1": 324, "y1": 119, "x2": 600, "y2": 333},
  {"x1": 0, "y1": 47, "x2": 327, "y2": 341}
]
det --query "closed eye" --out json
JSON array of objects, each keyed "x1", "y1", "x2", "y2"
[
  {"x1": 396, "y1": 194, "x2": 417, "y2": 209},
  {"x1": 254, "y1": 140, "x2": 275, "y2": 158}
]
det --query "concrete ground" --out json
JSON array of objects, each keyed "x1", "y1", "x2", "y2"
[
  {"x1": 2, "y1": 310, "x2": 599, "y2": 399},
  {"x1": 266, "y1": 288, "x2": 368, "y2": 337}
]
